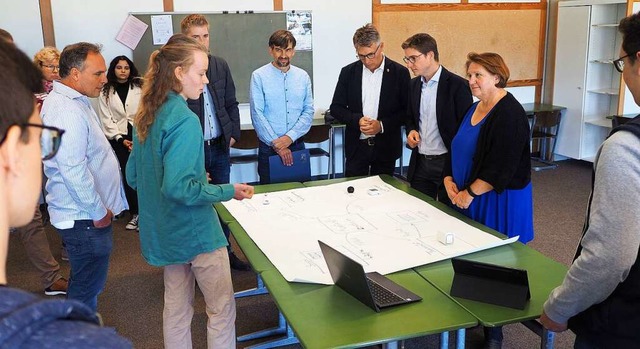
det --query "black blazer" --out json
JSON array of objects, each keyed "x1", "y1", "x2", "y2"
[
  {"x1": 405, "y1": 66, "x2": 473, "y2": 182},
  {"x1": 187, "y1": 55, "x2": 240, "y2": 149},
  {"x1": 330, "y1": 57, "x2": 410, "y2": 161},
  {"x1": 443, "y1": 92, "x2": 531, "y2": 193}
]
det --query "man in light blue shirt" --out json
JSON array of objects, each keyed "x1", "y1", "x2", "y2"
[
  {"x1": 41, "y1": 42, "x2": 127, "y2": 312},
  {"x1": 250, "y1": 29, "x2": 314, "y2": 184}
]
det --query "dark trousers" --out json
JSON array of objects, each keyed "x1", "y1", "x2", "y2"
[
  {"x1": 257, "y1": 140, "x2": 305, "y2": 184},
  {"x1": 345, "y1": 139, "x2": 396, "y2": 177},
  {"x1": 409, "y1": 154, "x2": 449, "y2": 205},
  {"x1": 57, "y1": 220, "x2": 113, "y2": 312},
  {"x1": 109, "y1": 139, "x2": 138, "y2": 215},
  {"x1": 204, "y1": 137, "x2": 233, "y2": 252}
]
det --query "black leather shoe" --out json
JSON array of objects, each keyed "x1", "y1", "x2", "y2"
[{"x1": 229, "y1": 253, "x2": 251, "y2": 271}]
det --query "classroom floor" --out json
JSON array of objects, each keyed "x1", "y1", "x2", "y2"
[{"x1": 7, "y1": 159, "x2": 592, "y2": 348}]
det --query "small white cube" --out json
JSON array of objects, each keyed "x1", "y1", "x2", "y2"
[{"x1": 437, "y1": 231, "x2": 454, "y2": 245}]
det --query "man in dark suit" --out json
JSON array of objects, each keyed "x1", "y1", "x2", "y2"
[
  {"x1": 181, "y1": 14, "x2": 249, "y2": 270},
  {"x1": 402, "y1": 33, "x2": 473, "y2": 202},
  {"x1": 330, "y1": 24, "x2": 410, "y2": 177}
]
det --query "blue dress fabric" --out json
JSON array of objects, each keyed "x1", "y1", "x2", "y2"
[{"x1": 451, "y1": 103, "x2": 534, "y2": 244}]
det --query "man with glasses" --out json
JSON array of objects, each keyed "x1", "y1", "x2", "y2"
[
  {"x1": 0, "y1": 30, "x2": 69, "y2": 297},
  {"x1": 181, "y1": 14, "x2": 249, "y2": 271},
  {"x1": 541, "y1": 12, "x2": 640, "y2": 348},
  {"x1": 330, "y1": 23, "x2": 410, "y2": 177},
  {"x1": 41, "y1": 42, "x2": 128, "y2": 312},
  {"x1": 401, "y1": 33, "x2": 472, "y2": 202},
  {"x1": 250, "y1": 29, "x2": 314, "y2": 184}
]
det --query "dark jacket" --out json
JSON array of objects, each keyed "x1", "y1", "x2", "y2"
[
  {"x1": 444, "y1": 92, "x2": 530, "y2": 193},
  {"x1": 0, "y1": 286, "x2": 132, "y2": 348},
  {"x1": 330, "y1": 57, "x2": 410, "y2": 161},
  {"x1": 187, "y1": 55, "x2": 240, "y2": 149},
  {"x1": 405, "y1": 66, "x2": 473, "y2": 182},
  {"x1": 568, "y1": 115, "x2": 640, "y2": 347}
]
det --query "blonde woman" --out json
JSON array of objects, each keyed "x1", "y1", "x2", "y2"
[
  {"x1": 33, "y1": 46, "x2": 60, "y2": 105},
  {"x1": 126, "y1": 34, "x2": 253, "y2": 349}
]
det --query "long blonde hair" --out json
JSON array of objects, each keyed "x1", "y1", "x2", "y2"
[{"x1": 134, "y1": 34, "x2": 207, "y2": 142}]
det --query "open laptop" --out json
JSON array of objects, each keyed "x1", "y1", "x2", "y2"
[{"x1": 318, "y1": 240, "x2": 422, "y2": 312}]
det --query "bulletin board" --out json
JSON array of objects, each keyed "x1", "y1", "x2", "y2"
[
  {"x1": 131, "y1": 11, "x2": 313, "y2": 103},
  {"x1": 377, "y1": 9, "x2": 543, "y2": 83}
]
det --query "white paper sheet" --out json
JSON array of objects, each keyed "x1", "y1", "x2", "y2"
[
  {"x1": 150, "y1": 15, "x2": 173, "y2": 45},
  {"x1": 223, "y1": 176, "x2": 518, "y2": 284},
  {"x1": 116, "y1": 15, "x2": 148, "y2": 50}
]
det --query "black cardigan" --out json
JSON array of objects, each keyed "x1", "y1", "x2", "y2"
[{"x1": 445, "y1": 92, "x2": 531, "y2": 193}]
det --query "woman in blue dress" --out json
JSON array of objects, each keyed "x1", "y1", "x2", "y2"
[{"x1": 443, "y1": 52, "x2": 533, "y2": 348}]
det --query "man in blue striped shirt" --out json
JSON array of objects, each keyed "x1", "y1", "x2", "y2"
[
  {"x1": 41, "y1": 42, "x2": 128, "y2": 312},
  {"x1": 250, "y1": 30, "x2": 314, "y2": 184}
]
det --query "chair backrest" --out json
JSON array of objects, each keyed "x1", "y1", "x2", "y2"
[
  {"x1": 304, "y1": 124, "x2": 331, "y2": 144},
  {"x1": 533, "y1": 110, "x2": 562, "y2": 129},
  {"x1": 232, "y1": 129, "x2": 260, "y2": 150}
]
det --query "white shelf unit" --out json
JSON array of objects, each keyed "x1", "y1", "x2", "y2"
[{"x1": 553, "y1": 0, "x2": 627, "y2": 161}]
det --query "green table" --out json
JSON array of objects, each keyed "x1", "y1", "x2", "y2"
[
  {"x1": 307, "y1": 175, "x2": 568, "y2": 347},
  {"x1": 228, "y1": 178, "x2": 478, "y2": 348},
  {"x1": 260, "y1": 268, "x2": 477, "y2": 349}
]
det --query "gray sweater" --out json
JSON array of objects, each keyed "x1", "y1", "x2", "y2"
[{"x1": 544, "y1": 130, "x2": 640, "y2": 324}]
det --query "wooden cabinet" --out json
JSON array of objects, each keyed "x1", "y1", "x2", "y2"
[{"x1": 553, "y1": 0, "x2": 627, "y2": 162}]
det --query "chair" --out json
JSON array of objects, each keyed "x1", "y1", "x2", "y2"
[
  {"x1": 530, "y1": 109, "x2": 562, "y2": 171},
  {"x1": 230, "y1": 129, "x2": 259, "y2": 165},
  {"x1": 612, "y1": 115, "x2": 632, "y2": 128},
  {"x1": 303, "y1": 124, "x2": 333, "y2": 179}
]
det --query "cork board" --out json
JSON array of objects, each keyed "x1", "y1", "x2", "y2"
[{"x1": 378, "y1": 9, "x2": 542, "y2": 82}]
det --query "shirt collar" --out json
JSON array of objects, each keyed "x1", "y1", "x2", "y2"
[
  {"x1": 422, "y1": 64, "x2": 442, "y2": 85},
  {"x1": 363, "y1": 56, "x2": 386, "y2": 74},
  {"x1": 52, "y1": 80, "x2": 85, "y2": 100}
]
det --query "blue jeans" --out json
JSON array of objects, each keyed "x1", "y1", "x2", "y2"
[
  {"x1": 204, "y1": 141, "x2": 232, "y2": 252},
  {"x1": 56, "y1": 220, "x2": 113, "y2": 312},
  {"x1": 257, "y1": 140, "x2": 305, "y2": 184}
]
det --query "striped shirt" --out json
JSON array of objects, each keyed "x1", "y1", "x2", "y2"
[
  {"x1": 41, "y1": 81, "x2": 128, "y2": 229},
  {"x1": 250, "y1": 63, "x2": 314, "y2": 145}
]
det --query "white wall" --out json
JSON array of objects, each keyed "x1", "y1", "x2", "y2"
[
  {"x1": 173, "y1": 0, "x2": 273, "y2": 12},
  {"x1": 50, "y1": 0, "x2": 163, "y2": 63},
  {"x1": 0, "y1": 0, "x2": 44, "y2": 58}
]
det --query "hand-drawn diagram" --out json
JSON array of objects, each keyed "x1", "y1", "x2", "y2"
[{"x1": 223, "y1": 176, "x2": 517, "y2": 284}]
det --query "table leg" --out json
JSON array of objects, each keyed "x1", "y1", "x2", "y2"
[
  {"x1": 456, "y1": 329, "x2": 466, "y2": 349},
  {"x1": 235, "y1": 274, "x2": 269, "y2": 298},
  {"x1": 522, "y1": 319, "x2": 555, "y2": 349},
  {"x1": 240, "y1": 312, "x2": 300, "y2": 348},
  {"x1": 440, "y1": 331, "x2": 449, "y2": 349},
  {"x1": 382, "y1": 341, "x2": 399, "y2": 349}
]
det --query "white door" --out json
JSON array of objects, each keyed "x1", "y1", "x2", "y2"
[{"x1": 553, "y1": 5, "x2": 591, "y2": 159}]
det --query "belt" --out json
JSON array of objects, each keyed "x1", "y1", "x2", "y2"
[
  {"x1": 204, "y1": 136, "x2": 224, "y2": 146},
  {"x1": 420, "y1": 153, "x2": 446, "y2": 160},
  {"x1": 360, "y1": 137, "x2": 375, "y2": 146}
]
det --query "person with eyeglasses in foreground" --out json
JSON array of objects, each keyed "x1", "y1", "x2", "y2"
[
  {"x1": 250, "y1": 29, "x2": 314, "y2": 184},
  {"x1": 40, "y1": 42, "x2": 128, "y2": 313},
  {"x1": 330, "y1": 23, "x2": 410, "y2": 177},
  {"x1": 540, "y1": 12, "x2": 640, "y2": 348},
  {"x1": 126, "y1": 34, "x2": 253, "y2": 348},
  {"x1": 0, "y1": 31, "x2": 69, "y2": 298},
  {"x1": 0, "y1": 39, "x2": 131, "y2": 348}
]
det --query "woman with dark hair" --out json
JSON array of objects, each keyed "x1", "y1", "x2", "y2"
[
  {"x1": 98, "y1": 55, "x2": 142, "y2": 230},
  {"x1": 444, "y1": 52, "x2": 533, "y2": 349}
]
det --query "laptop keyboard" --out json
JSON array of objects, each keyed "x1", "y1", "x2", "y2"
[{"x1": 367, "y1": 278, "x2": 406, "y2": 306}]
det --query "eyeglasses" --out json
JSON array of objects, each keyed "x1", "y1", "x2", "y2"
[
  {"x1": 41, "y1": 64, "x2": 60, "y2": 71},
  {"x1": 403, "y1": 53, "x2": 424, "y2": 64},
  {"x1": 613, "y1": 54, "x2": 630, "y2": 73},
  {"x1": 356, "y1": 44, "x2": 381, "y2": 61},
  {"x1": 25, "y1": 123, "x2": 65, "y2": 160}
]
